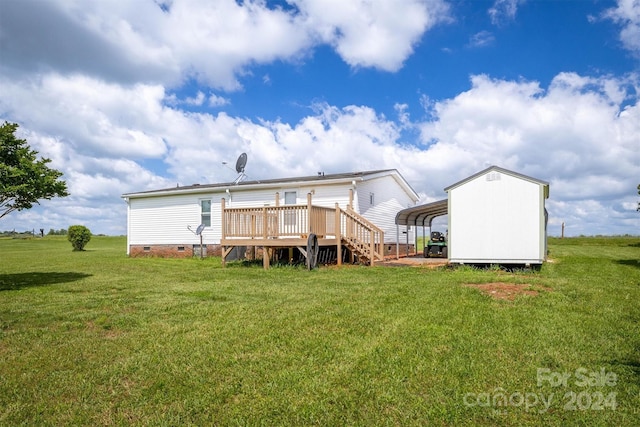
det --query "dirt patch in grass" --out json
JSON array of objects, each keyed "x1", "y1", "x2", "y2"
[{"x1": 464, "y1": 282, "x2": 551, "y2": 301}]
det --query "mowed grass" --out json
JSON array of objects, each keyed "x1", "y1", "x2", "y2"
[{"x1": 0, "y1": 236, "x2": 639, "y2": 426}]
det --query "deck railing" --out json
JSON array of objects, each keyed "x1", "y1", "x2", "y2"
[
  {"x1": 221, "y1": 197, "x2": 384, "y2": 264},
  {"x1": 222, "y1": 204, "x2": 336, "y2": 239}
]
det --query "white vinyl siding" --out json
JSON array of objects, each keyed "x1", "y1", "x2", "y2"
[
  {"x1": 356, "y1": 175, "x2": 417, "y2": 243},
  {"x1": 128, "y1": 194, "x2": 208, "y2": 245}
]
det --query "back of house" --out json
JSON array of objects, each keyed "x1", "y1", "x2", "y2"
[{"x1": 122, "y1": 169, "x2": 419, "y2": 258}]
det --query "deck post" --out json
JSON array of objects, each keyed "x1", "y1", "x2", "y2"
[
  {"x1": 307, "y1": 192, "x2": 312, "y2": 234},
  {"x1": 262, "y1": 206, "x2": 268, "y2": 239},
  {"x1": 370, "y1": 230, "x2": 375, "y2": 266},
  {"x1": 263, "y1": 247, "x2": 270, "y2": 269},
  {"x1": 335, "y1": 203, "x2": 342, "y2": 266}
]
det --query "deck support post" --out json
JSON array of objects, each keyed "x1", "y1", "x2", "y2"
[
  {"x1": 263, "y1": 247, "x2": 270, "y2": 269},
  {"x1": 221, "y1": 246, "x2": 234, "y2": 267}
]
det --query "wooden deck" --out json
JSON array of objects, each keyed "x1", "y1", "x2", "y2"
[{"x1": 220, "y1": 195, "x2": 384, "y2": 268}]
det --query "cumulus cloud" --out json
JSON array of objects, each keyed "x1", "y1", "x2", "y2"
[
  {"x1": 0, "y1": 1, "x2": 637, "y2": 236},
  {"x1": 292, "y1": 0, "x2": 450, "y2": 71},
  {"x1": 1, "y1": 71, "x2": 639, "y2": 235},
  {"x1": 603, "y1": 0, "x2": 640, "y2": 55},
  {"x1": 0, "y1": 0, "x2": 450, "y2": 90},
  {"x1": 0, "y1": 74, "x2": 168, "y2": 158},
  {"x1": 418, "y1": 73, "x2": 640, "y2": 235}
]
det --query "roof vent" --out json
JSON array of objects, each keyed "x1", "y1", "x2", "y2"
[{"x1": 486, "y1": 172, "x2": 501, "y2": 182}]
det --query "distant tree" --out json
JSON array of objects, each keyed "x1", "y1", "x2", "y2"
[
  {"x1": 0, "y1": 122, "x2": 68, "y2": 219},
  {"x1": 637, "y1": 184, "x2": 639, "y2": 211},
  {"x1": 48, "y1": 228, "x2": 67, "y2": 236},
  {"x1": 68, "y1": 225, "x2": 91, "y2": 251}
]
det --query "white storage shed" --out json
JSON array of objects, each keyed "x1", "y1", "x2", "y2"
[{"x1": 445, "y1": 166, "x2": 549, "y2": 266}]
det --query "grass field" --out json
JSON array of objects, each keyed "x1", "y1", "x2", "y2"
[{"x1": 1, "y1": 236, "x2": 639, "y2": 426}]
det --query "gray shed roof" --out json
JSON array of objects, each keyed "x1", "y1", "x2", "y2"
[{"x1": 444, "y1": 165, "x2": 549, "y2": 193}]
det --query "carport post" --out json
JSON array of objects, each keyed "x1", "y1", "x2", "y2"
[
  {"x1": 406, "y1": 225, "x2": 410, "y2": 257},
  {"x1": 396, "y1": 224, "x2": 399, "y2": 260}
]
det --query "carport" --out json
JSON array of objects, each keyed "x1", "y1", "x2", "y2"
[{"x1": 394, "y1": 199, "x2": 448, "y2": 259}]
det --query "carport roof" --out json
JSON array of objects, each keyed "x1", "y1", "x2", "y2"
[{"x1": 395, "y1": 199, "x2": 448, "y2": 227}]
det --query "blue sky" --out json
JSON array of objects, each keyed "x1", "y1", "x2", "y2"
[{"x1": 0, "y1": 0, "x2": 638, "y2": 236}]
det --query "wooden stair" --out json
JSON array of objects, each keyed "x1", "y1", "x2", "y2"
[{"x1": 338, "y1": 207, "x2": 384, "y2": 266}]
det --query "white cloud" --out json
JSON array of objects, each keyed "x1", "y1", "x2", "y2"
[
  {"x1": 603, "y1": 0, "x2": 640, "y2": 55},
  {"x1": 468, "y1": 31, "x2": 495, "y2": 48},
  {"x1": 488, "y1": 0, "x2": 526, "y2": 26},
  {"x1": 209, "y1": 94, "x2": 230, "y2": 107},
  {"x1": 2, "y1": 72, "x2": 639, "y2": 236},
  {"x1": 418, "y1": 73, "x2": 640, "y2": 234},
  {"x1": 0, "y1": 0, "x2": 450, "y2": 90},
  {"x1": 0, "y1": 74, "x2": 168, "y2": 158},
  {"x1": 186, "y1": 91, "x2": 206, "y2": 106},
  {"x1": 292, "y1": 0, "x2": 451, "y2": 71},
  {"x1": 2, "y1": 1, "x2": 637, "y2": 238}
]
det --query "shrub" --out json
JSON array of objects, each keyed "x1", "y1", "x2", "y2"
[{"x1": 67, "y1": 225, "x2": 91, "y2": 251}]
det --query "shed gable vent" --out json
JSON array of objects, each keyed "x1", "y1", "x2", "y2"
[{"x1": 486, "y1": 172, "x2": 501, "y2": 182}]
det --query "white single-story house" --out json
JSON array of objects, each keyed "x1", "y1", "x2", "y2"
[
  {"x1": 396, "y1": 165, "x2": 549, "y2": 266},
  {"x1": 122, "y1": 169, "x2": 419, "y2": 262}
]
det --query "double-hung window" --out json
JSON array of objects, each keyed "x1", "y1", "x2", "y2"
[{"x1": 200, "y1": 199, "x2": 211, "y2": 227}]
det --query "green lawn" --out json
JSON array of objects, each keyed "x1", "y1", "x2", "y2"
[{"x1": 1, "y1": 236, "x2": 639, "y2": 426}]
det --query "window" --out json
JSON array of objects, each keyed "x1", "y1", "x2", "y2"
[
  {"x1": 200, "y1": 199, "x2": 211, "y2": 226},
  {"x1": 284, "y1": 191, "x2": 297, "y2": 205},
  {"x1": 284, "y1": 191, "x2": 297, "y2": 227}
]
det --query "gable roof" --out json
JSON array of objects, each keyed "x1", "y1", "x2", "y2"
[
  {"x1": 444, "y1": 165, "x2": 549, "y2": 195},
  {"x1": 122, "y1": 169, "x2": 419, "y2": 201}
]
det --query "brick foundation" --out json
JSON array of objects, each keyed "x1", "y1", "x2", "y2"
[
  {"x1": 129, "y1": 244, "x2": 223, "y2": 258},
  {"x1": 383, "y1": 243, "x2": 416, "y2": 256},
  {"x1": 129, "y1": 243, "x2": 415, "y2": 259}
]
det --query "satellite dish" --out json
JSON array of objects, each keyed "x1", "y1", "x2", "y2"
[
  {"x1": 235, "y1": 153, "x2": 247, "y2": 173},
  {"x1": 195, "y1": 224, "x2": 205, "y2": 235},
  {"x1": 233, "y1": 153, "x2": 248, "y2": 184}
]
